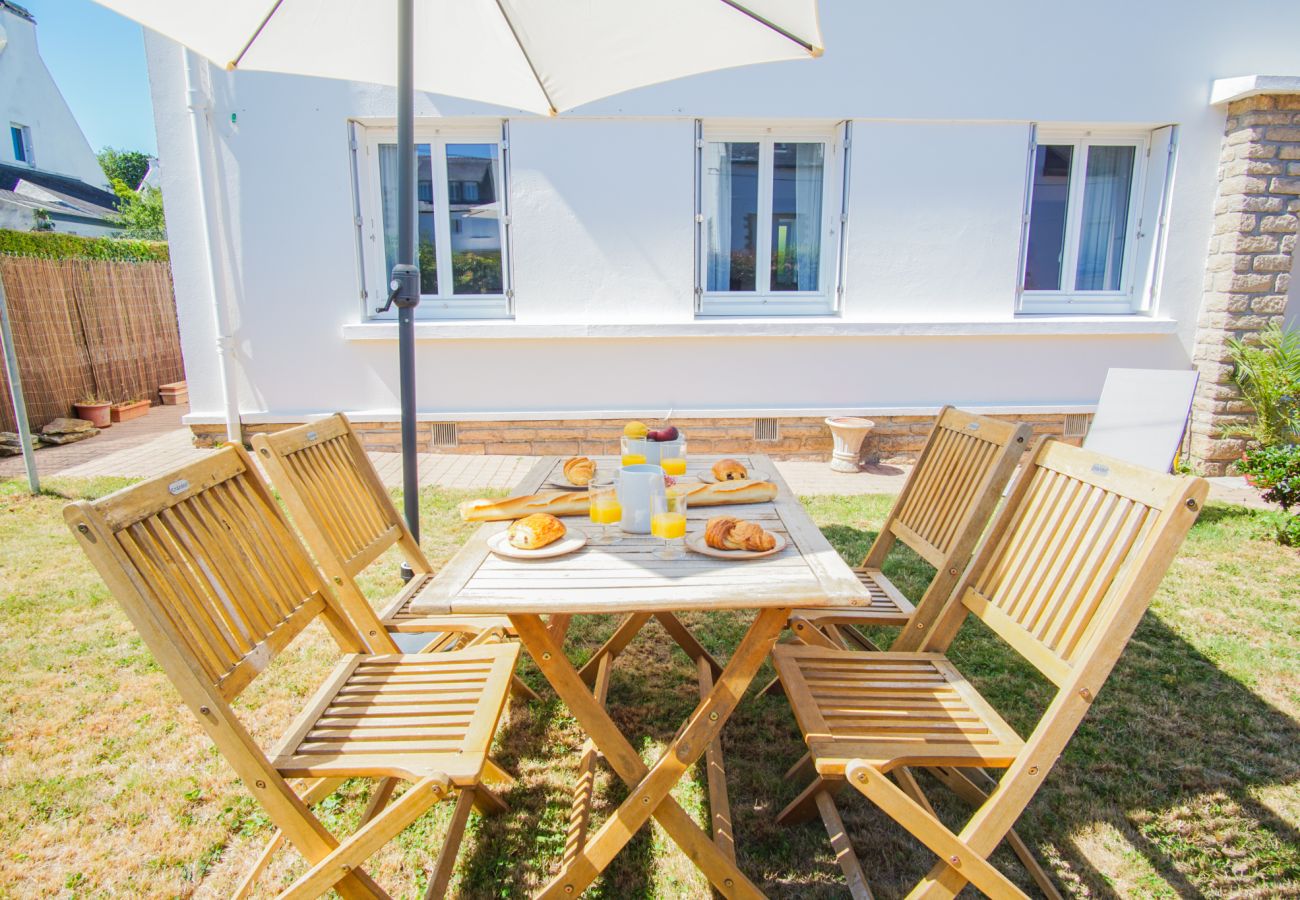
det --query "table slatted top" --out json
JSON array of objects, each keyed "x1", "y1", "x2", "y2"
[{"x1": 407, "y1": 455, "x2": 871, "y2": 615}]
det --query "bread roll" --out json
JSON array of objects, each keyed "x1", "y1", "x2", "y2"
[
  {"x1": 712, "y1": 458, "x2": 748, "y2": 481},
  {"x1": 460, "y1": 491, "x2": 590, "y2": 522},
  {"x1": 507, "y1": 513, "x2": 566, "y2": 549},
  {"x1": 563, "y1": 456, "x2": 596, "y2": 486}
]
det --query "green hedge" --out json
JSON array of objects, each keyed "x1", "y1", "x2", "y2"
[{"x1": 0, "y1": 229, "x2": 169, "y2": 262}]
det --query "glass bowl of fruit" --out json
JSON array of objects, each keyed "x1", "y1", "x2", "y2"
[{"x1": 622, "y1": 421, "x2": 685, "y2": 470}]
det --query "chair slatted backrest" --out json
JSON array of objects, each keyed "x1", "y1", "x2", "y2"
[
  {"x1": 252, "y1": 415, "x2": 429, "y2": 582},
  {"x1": 65, "y1": 445, "x2": 369, "y2": 702},
  {"x1": 878, "y1": 408, "x2": 1030, "y2": 570},
  {"x1": 928, "y1": 439, "x2": 1208, "y2": 688},
  {"x1": 868, "y1": 408, "x2": 1030, "y2": 651}
]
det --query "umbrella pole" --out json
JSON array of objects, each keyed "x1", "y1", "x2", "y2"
[{"x1": 394, "y1": 0, "x2": 420, "y2": 576}]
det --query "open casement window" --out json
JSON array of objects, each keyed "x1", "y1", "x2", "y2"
[
  {"x1": 354, "y1": 121, "x2": 513, "y2": 320},
  {"x1": 1018, "y1": 126, "x2": 1176, "y2": 315},
  {"x1": 695, "y1": 123, "x2": 846, "y2": 316},
  {"x1": 10, "y1": 124, "x2": 33, "y2": 166}
]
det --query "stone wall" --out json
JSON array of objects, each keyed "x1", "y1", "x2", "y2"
[
  {"x1": 191, "y1": 412, "x2": 1078, "y2": 462},
  {"x1": 1190, "y1": 93, "x2": 1299, "y2": 475}
]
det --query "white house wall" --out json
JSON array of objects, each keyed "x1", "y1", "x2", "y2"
[{"x1": 141, "y1": 0, "x2": 1300, "y2": 426}]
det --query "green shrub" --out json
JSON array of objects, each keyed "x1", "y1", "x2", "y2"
[
  {"x1": 0, "y1": 229, "x2": 169, "y2": 262},
  {"x1": 1237, "y1": 443, "x2": 1300, "y2": 546},
  {"x1": 1224, "y1": 323, "x2": 1300, "y2": 446}
]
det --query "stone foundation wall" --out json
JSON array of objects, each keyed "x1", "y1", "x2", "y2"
[
  {"x1": 1190, "y1": 93, "x2": 1299, "y2": 475},
  {"x1": 191, "y1": 412, "x2": 1079, "y2": 462}
]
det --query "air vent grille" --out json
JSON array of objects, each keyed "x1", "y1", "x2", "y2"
[
  {"x1": 1062, "y1": 414, "x2": 1092, "y2": 439},
  {"x1": 429, "y1": 422, "x2": 458, "y2": 446},
  {"x1": 754, "y1": 418, "x2": 780, "y2": 442}
]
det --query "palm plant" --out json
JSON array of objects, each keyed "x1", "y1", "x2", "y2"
[{"x1": 1224, "y1": 322, "x2": 1300, "y2": 446}]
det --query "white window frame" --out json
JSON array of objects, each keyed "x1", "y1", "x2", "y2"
[
  {"x1": 10, "y1": 123, "x2": 33, "y2": 167},
  {"x1": 354, "y1": 121, "x2": 512, "y2": 320},
  {"x1": 1018, "y1": 129, "x2": 1149, "y2": 315},
  {"x1": 695, "y1": 123, "x2": 843, "y2": 317}
]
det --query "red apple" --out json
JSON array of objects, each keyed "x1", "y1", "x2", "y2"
[{"x1": 647, "y1": 425, "x2": 679, "y2": 442}]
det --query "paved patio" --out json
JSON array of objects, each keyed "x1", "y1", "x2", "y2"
[{"x1": 0, "y1": 406, "x2": 1271, "y2": 507}]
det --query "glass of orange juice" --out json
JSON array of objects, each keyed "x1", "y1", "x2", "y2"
[
  {"x1": 660, "y1": 435, "x2": 687, "y2": 476},
  {"x1": 651, "y1": 485, "x2": 688, "y2": 560},
  {"x1": 620, "y1": 435, "x2": 647, "y2": 467},
  {"x1": 588, "y1": 476, "x2": 622, "y2": 545}
]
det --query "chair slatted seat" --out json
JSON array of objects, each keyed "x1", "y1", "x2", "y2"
[
  {"x1": 66, "y1": 445, "x2": 518, "y2": 898},
  {"x1": 773, "y1": 439, "x2": 1207, "y2": 900},
  {"x1": 251, "y1": 414, "x2": 522, "y2": 661}
]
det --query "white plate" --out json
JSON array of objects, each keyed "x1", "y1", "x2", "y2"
[
  {"x1": 487, "y1": 530, "x2": 588, "y2": 559},
  {"x1": 544, "y1": 479, "x2": 588, "y2": 491},
  {"x1": 698, "y1": 468, "x2": 769, "y2": 484},
  {"x1": 684, "y1": 529, "x2": 787, "y2": 559}
]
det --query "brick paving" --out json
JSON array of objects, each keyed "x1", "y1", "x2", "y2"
[{"x1": 0, "y1": 408, "x2": 1271, "y2": 509}]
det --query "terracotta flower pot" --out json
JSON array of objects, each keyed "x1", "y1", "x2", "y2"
[{"x1": 73, "y1": 402, "x2": 112, "y2": 429}]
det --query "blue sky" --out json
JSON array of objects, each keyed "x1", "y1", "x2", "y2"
[{"x1": 23, "y1": 0, "x2": 157, "y2": 156}]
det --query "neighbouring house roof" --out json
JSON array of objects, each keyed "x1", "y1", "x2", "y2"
[
  {"x1": 0, "y1": 162, "x2": 120, "y2": 223},
  {"x1": 0, "y1": 1, "x2": 34, "y2": 23}
]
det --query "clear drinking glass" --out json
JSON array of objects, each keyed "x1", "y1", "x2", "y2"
[
  {"x1": 650, "y1": 485, "x2": 688, "y2": 560},
  {"x1": 588, "y1": 476, "x2": 623, "y2": 545},
  {"x1": 620, "y1": 434, "x2": 647, "y2": 467},
  {"x1": 660, "y1": 436, "x2": 687, "y2": 477}
]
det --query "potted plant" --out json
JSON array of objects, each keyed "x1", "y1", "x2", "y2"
[
  {"x1": 110, "y1": 397, "x2": 152, "y2": 423},
  {"x1": 72, "y1": 396, "x2": 112, "y2": 428}
]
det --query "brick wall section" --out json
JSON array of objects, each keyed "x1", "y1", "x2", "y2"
[
  {"x1": 192, "y1": 413, "x2": 1076, "y2": 462},
  {"x1": 1190, "y1": 94, "x2": 1300, "y2": 475}
]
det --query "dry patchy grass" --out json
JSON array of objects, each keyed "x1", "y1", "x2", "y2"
[{"x1": 0, "y1": 480, "x2": 1296, "y2": 898}]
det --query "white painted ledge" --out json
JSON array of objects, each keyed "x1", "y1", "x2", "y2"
[
  {"x1": 1211, "y1": 75, "x2": 1300, "y2": 105},
  {"x1": 183, "y1": 401, "x2": 1100, "y2": 426},
  {"x1": 342, "y1": 317, "x2": 1178, "y2": 341}
]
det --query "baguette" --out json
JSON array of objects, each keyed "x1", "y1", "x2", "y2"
[
  {"x1": 459, "y1": 491, "x2": 590, "y2": 522},
  {"x1": 459, "y1": 479, "x2": 778, "y2": 522},
  {"x1": 682, "y1": 479, "x2": 777, "y2": 507}
]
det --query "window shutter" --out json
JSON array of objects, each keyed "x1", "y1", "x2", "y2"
[
  {"x1": 693, "y1": 119, "x2": 703, "y2": 312},
  {"x1": 832, "y1": 120, "x2": 852, "y2": 311},
  {"x1": 1132, "y1": 124, "x2": 1177, "y2": 312},
  {"x1": 1014, "y1": 122, "x2": 1038, "y2": 308}
]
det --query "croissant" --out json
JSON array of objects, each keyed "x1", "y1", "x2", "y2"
[
  {"x1": 712, "y1": 458, "x2": 748, "y2": 481},
  {"x1": 703, "y1": 515, "x2": 777, "y2": 552},
  {"x1": 507, "y1": 513, "x2": 567, "y2": 550},
  {"x1": 563, "y1": 456, "x2": 596, "y2": 486}
]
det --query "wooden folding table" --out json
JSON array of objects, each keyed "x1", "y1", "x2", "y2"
[{"x1": 405, "y1": 455, "x2": 872, "y2": 897}]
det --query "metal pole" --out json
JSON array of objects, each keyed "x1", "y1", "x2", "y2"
[
  {"x1": 0, "y1": 269, "x2": 39, "y2": 494},
  {"x1": 395, "y1": 0, "x2": 421, "y2": 575}
]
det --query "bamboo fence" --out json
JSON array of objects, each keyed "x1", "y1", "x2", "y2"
[{"x1": 0, "y1": 256, "x2": 184, "y2": 433}]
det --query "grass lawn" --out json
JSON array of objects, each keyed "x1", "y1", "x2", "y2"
[{"x1": 0, "y1": 477, "x2": 1297, "y2": 898}]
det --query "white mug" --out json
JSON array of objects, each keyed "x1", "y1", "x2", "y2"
[{"x1": 618, "y1": 463, "x2": 665, "y2": 534}]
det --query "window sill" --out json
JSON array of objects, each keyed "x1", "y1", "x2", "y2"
[{"x1": 342, "y1": 316, "x2": 1178, "y2": 341}]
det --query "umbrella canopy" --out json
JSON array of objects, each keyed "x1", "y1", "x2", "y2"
[{"x1": 93, "y1": 0, "x2": 823, "y2": 114}]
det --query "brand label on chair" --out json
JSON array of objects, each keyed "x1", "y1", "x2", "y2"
[
  {"x1": 966, "y1": 422, "x2": 980, "y2": 431},
  {"x1": 307, "y1": 431, "x2": 318, "y2": 441},
  {"x1": 1091, "y1": 463, "x2": 1110, "y2": 476},
  {"x1": 168, "y1": 479, "x2": 189, "y2": 495}
]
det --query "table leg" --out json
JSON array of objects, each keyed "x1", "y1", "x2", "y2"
[
  {"x1": 511, "y1": 609, "x2": 786, "y2": 899},
  {"x1": 576, "y1": 612, "x2": 651, "y2": 686}
]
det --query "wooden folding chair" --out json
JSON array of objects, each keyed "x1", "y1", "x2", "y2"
[
  {"x1": 251, "y1": 414, "x2": 536, "y2": 701},
  {"x1": 66, "y1": 445, "x2": 519, "y2": 898},
  {"x1": 762, "y1": 408, "x2": 1030, "y2": 691},
  {"x1": 773, "y1": 440, "x2": 1207, "y2": 899}
]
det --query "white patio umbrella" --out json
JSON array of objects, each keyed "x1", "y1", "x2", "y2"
[{"x1": 91, "y1": 0, "x2": 824, "y2": 548}]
